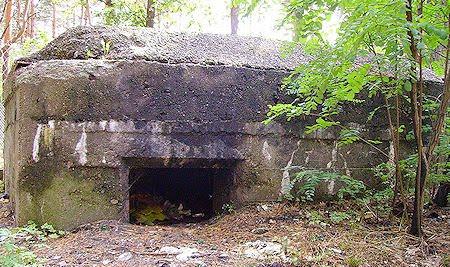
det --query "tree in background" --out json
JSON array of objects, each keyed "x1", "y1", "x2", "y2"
[
  {"x1": 1, "y1": 0, "x2": 32, "y2": 82},
  {"x1": 26, "y1": 0, "x2": 36, "y2": 37},
  {"x1": 229, "y1": 0, "x2": 263, "y2": 35},
  {"x1": 230, "y1": 0, "x2": 239, "y2": 34},
  {"x1": 146, "y1": 0, "x2": 155, "y2": 27},
  {"x1": 102, "y1": 0, "x2": 195, "y2": 28},
  {"x1": 267, "y1": 0, "x2": 449, "y2": 236}
]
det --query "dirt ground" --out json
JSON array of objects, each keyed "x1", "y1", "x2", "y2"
[{"x1": 1, "y1": 202, "x2": 449, "y2": 267}]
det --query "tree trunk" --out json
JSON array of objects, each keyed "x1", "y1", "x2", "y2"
[
  {"x1": 2, "y1": 0, "x2": 13, "y2": 43},
  {"x1": 27, "y1": 0, "x2": 35, "y2": 38},
  {"x1": 85, "y1": 0, "x2": 92, "y2": 26},
  {"x1": 80, "y1": 6, "x2": 84, "y2": 25},
  {"x1": 406, "y1": 0, "x2": 426, "y2": 237},
  {"x1": 146, "y1": 0, "x2": 155, "y2": 28},
  {"x1": 52, "y1": 3, "x2": 57, "y2": 38},
  {"x1": 410, "y1": 157, "x2": 428, "y2": 236},
  {"x1": 2, "y1": 0, "x2": 13, "y2": 81},
  {"x1": 16, "y1": 0, "x2": 21, "y2": 29},
  {"x1": 230, "y1": 4, "x2": 239, "y2": 35}
]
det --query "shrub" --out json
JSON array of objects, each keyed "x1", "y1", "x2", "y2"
[{"x1": 282, "y1": 170, "x2": 366, "y2": 202}]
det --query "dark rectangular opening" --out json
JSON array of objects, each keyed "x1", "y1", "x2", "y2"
[{"x1": 128, "y1": 166, "x2": 233, "y2": 225}]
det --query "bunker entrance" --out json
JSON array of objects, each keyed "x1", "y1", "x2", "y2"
[{"x1": 128, "y1": 165, "x2": 233, "y2": 225}]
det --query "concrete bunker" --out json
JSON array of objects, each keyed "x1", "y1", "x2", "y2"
[
  {"x1": 3, "y1": 26, "x2": 443, "y2": 229},
  {"x1": 126, "y1": 158, "x2": 236, "y2": 224}
]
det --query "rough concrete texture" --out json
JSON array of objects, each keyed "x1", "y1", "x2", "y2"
[
  {"x1": 3, "y1": 26, "x2": 443, "y2": 229},
  {"x1": 22, "y1": 26, "x2": 309, "y2": 71}
]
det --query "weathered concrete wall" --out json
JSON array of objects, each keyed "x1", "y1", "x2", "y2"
[{"x1": 3, "y1": 26, "x2": 442, "y2": 229}]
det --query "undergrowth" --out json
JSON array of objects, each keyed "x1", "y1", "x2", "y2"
[
  {"x1": 281, "y1": 170, "x2": 398, "y2": 227},
  {"x1": 282, "y1": 170, "x2": 366, "y2": 202},
  {"x1": 0, "y1": 221, "x2": 65, "y2": 267}
]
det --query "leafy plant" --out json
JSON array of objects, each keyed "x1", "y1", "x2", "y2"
[
  {"x1": 101, "y1": 39, "x2": 112, "y2": 58},
  {"x1": 271, "y1": 0, "x2": 449, "y2": 236},
  {"x1": 0, "y1": 239, "x2": 39, "y2": 267},
  {"x1": 330, "y1": 211, "x2": 351, "y2": 224},
  {"x1": 0, "y1": 221, "x2": 64, "y2": 266},
  {"x1": 306, "y1": 210, "x2": 326, "y2": 225},
  {"x1": 346, "y1": 255, "x2": 364, "y2": 267},
  {"x1": 222, "y1": 203, "x2": 236, "y2": 214},
  {"x1": 282, "y1": 170, "x2": 366, "y2": 202}
]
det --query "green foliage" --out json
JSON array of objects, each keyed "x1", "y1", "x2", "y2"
[
  {"x1": 268, "y1": 0, "x2": 449, "y2": 136},
  {"x1": 103, "y1": 0, "x2": 146, "y2": 26},
  {"x1": 443, "y1": 254, "x2": 450, "y2": 267},
  {"x1": 10, "y1": 31, "x2": 50, "y2": 60},
  {"x1": 222, "y1": 202, "x2": 236, "y2": 214},
  {"x1": 0, "y1": 221, "x2": 65, "y2": 267},
  {"x1": 282, "y1": 170, "x2": 366, "y2": 202},
  {"x1": 306, "y1": 209, "x2": 354, "y2": 226},
  {"x1": 281, "y1": 0, "x2": 338, "y2": 42},
  {"x1": 101, "y1": 39, "x2": 112, "y2": 57},
  {"x1": 306, "y1": 210, "x2": 326, "y2": 225},
  {"x1": 0, "y1": 180, "x2": 4, "y2": 194},
  {"x1": 103, "y1": 0, "x2": 196, "y2": 27},
  {"x1": 131, "y1": 206, "x2": 166, "y2": 225},
  {"x1": 231, "y1": 0, "x2": 264, "y2": 16},
  {"x1": 346, "y1": 255, "x2": 364, "y2": 267},
  {"x1": 0, "y1": 240, "x2": 39, "y2": 267},
  {"x1": 270, "y1": 0, "x2": 449, "y2": 217},
  {"x1": 330, "y1": 211, "x2": 351, "y2": 224},
  {"x1": 390, "y1": 103, "x2": 450, "y2": 197}
]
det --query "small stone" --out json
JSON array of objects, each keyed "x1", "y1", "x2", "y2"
[
  {"x1": 159, "y1": 246, "x2": 181, "y2": 255},
  {"x1": 52, "y1": 255, "x2": 62, "y2": 260},
  {"x1": 218, "y1": 253, "x2": 229, "y2": 259},
  {"x1": 251, "y1": 228, "x2": 268, "y2": 235},
  {"x1": 117, "y1": 252, "x2": 132, "y2": 261},
  {"x1": 58, "y1": 260, "x2": 67, "y2": 266},
  {"x1": 110, "y1": 199, "x2": 119, "y2": 205},
  {"x1": 330, "y1": 248, "x2": 343, "y2": 254},
  {"x1": 175, "y1": 247, "x2": 199, "y2": 261},
  {"x1": 242, "y1": 240, "x2": 284, "y2": 260},
  {"x1": 157, "y1": 259, "x2": 173, "y2": 267},
  {"x1": 194, "y1": 260, "x2": 207, "y2": 267},
  {"x1": 101, "y1": 259, "x2": 111, "y2": 265}
]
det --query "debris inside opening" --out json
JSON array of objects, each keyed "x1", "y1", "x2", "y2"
[{"x1": 129, "y1": 167, "x2": 231, "y2": 225}]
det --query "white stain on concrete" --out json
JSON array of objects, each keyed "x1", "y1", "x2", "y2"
[
  {"x1": 326, "y1": 141, "x2": 338, "y2": 169},
  {"x1": 75, "y1": 127, "x2": 88, "y2": 165},
  {"x1": 327, "y1": 180, "x2": 336, "y2": 194},
  {"x1": 99, "y1": 120, "x2": 108, "y2": 131},
  {"x1": 108, "y1": 119, "x2": 119, "y2": 132},
  {"x1": 106, "y1": 119, "x2": 137, "y2": 132},
  {"x1": 32, "y1": 124, "x2": 43, "y2": 162},
  {"x1": 304, "y1": 150, "x2": 313, "y2": 165},
  {"x1": 340, "y1": 153, "x2": 352, "y2": 176},
  {"x1": 281, "y1": 141, "x2": 300, "y2": 195},
  {"x1": 262, "y1": 141, "x2": 272, "y2": 161},
  {"x1": 48, "y1": 120, "x2": 55, "y2": 129}
]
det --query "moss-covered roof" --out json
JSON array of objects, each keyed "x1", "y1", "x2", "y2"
[
  {"x1": 21, "y1": 26, "x2": 443, "y2": 82},
  {"x1": 24, "y1": 26, "x2": 309, "y2": 71}
]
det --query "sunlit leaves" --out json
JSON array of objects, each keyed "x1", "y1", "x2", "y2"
[{"x1": 268, "y1": 0, "x2": 448, "y2": 142}]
